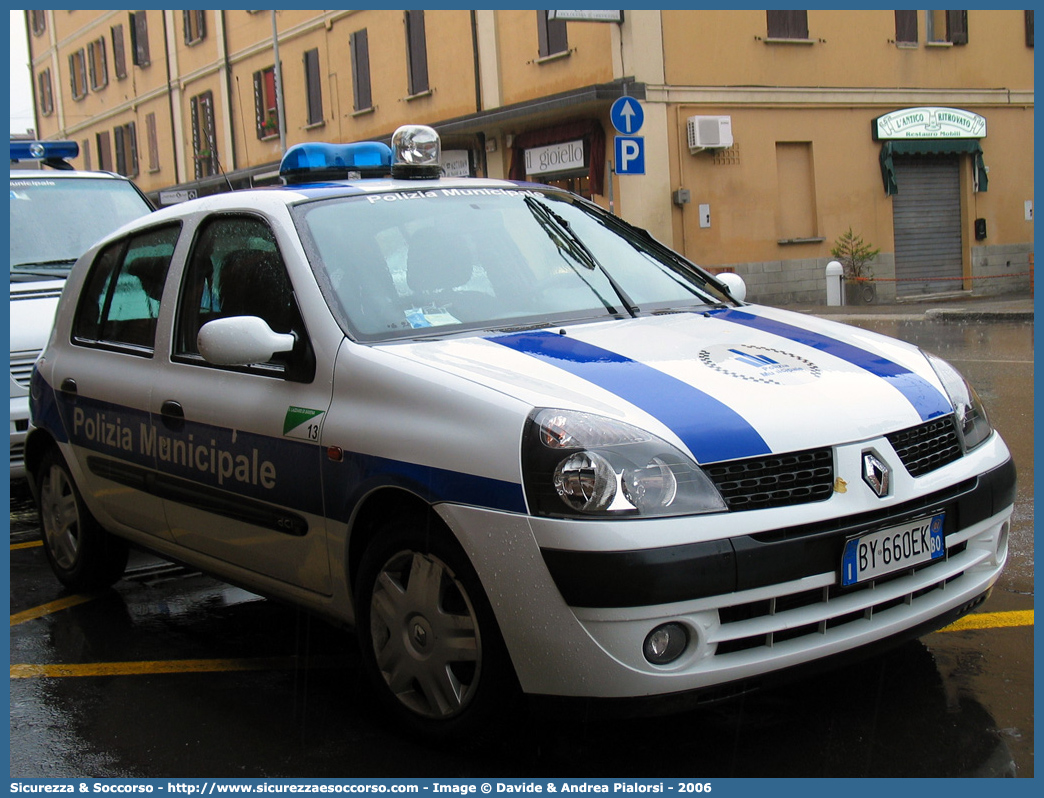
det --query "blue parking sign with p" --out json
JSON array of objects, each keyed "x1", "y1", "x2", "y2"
[{"x1": 615, "y1": 136, "x2": 645, "y2": 175}]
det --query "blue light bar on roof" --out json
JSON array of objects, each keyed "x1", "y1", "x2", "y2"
[
  {"x1": 279, "y1": 141, "x2": 393, "y2": 184},
  {"x1": 10, "y1": 140, "x2": 79, "y2": 163}
]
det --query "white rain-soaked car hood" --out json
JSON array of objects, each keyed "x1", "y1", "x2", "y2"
[
  {"x1": 10, "y1": 279, "x2": 63, "y2": 353},
  {"x1": 381, "y1": 304, "x2": 955, "y2": 465}
]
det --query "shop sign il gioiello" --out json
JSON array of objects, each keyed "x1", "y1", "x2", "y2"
[
  {"x1": 524, "y1": 139, "x2": 585, "y2": 175},
  {"x1": 873, "y1": 107, "x2": 986, "y2": 140}
]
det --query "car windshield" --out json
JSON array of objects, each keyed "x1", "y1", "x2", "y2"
[
  {"x1": 294, "y1": 187, "x2": 729, "y2": 341},
  {"x1": 10, "y1": 176, "x2": 152, "y2": 283}
]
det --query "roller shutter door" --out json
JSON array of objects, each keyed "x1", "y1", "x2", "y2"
[{"x1": 892, "y1": 156, "x2": 963, "y2": 297}]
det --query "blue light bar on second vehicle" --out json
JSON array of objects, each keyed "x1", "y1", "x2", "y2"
[
  {"x1": 279, "y1": 141, "x2": 393, "y2": 184},
  {"x1": 10, "y1": 140, "x2": 80, "y2": 163}
]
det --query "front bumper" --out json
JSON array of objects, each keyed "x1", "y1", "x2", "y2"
[{"x1": 439, "y1": 452, "x2": 1014, "y2": 700}]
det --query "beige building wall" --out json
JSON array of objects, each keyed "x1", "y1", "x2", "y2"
[
  {"x1": 24, "y1": 9, "x2": 1034, "y2": 305},
  {"x1": 656, "y1": 10, "x2": 1034, "y2": 302}
]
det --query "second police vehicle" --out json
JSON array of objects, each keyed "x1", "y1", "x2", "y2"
[
  {"x1": 27, "y1": 125, "x2": 1015, "y2": 736},
  {"x1": 11, "y1": 140, "x2": 153, "y2": 478}
]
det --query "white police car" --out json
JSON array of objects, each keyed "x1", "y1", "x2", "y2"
[
  {"x1": 27, "y1": 125, "x2": 1014, "y2": 736},
  {"x1": 11, "y1": 140, "x2": 153, "y2": 478}
]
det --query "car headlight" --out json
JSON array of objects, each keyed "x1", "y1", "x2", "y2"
[
  {"x1": 925, "y1": 352, "x2": 993, "y2": 452},
  {"x1": 522, "y1": 409, "x2": 728, "y2": 518}
]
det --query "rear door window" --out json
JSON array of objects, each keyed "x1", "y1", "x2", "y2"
[{"x1": 71, "y1": 223, "x2": 180, "y2": 355}]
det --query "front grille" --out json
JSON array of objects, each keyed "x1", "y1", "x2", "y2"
[
  {"x1": 714, "y1": 541, "x2": 970, "y2": 655},
  {"x1": 888, "y1": 415, "x2": 961, "y2": 477},
  {"x1": 10, "y1": 350, "x2": 40, "y2": 389},
  {"x1": 704, "y1": 447, "x2": 834, "y2": 511}
]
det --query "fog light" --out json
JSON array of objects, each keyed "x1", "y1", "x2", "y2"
[
  {"x1": 643, "y1": 623, "x2": 688, "y2": 665},
  {"x1": 996, "y1": 521, "x2": 1010, "y2": 564}
]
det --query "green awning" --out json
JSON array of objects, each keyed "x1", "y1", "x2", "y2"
[{"x1": 879, "y1": 139, "x2": 988, "y2": 195}]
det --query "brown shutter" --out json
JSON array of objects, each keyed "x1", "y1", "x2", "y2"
[
  {"x1": 405, "y1": 10, "x2": 428, "y2": 95},
  {"x1": 131, "y1": 12, "x2": 150, "y2": 66},
  {"x1": 304, "y1": 49, "x2": 323, "y2": 125},
  {"x1": 947, "y1": 10, "x2": 968, "y2": 45},
  {"x1": 112, "y1": 25, "x2": 127, "y2": 78},
  {"x1": 767, "y1": 10, "x2": 808, "y2": 39},
  {"x1": 894, "y1": 10, "x2": 917, "y2": 44},
  {"x1": 253, "y1": 70, "x2": 265, "y2": 138},
  {"x1": 350, "y1": 30, "x2": 372, "y2": 111}
]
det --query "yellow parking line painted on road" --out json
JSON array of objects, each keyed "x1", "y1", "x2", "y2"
[
  {"x1": 11, "y1": 540, "x2": 43, "y2": 550},
  {"x1": 10, "y1": 593, "x2": 99, "y2": 626},
  {"x1": 10, "y1": 655, "x2": 347, "y2": 679},
  {"x1": 938, "y1": 609, "x2": 1033, "y2": 633}
]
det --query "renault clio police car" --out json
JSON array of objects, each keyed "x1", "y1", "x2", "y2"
[
  {"x1": 11, "y1": 140, "x2": 153, "y2": 478},
  {"x1": 27, "y1": 125, "x2": 1014, "y2": 736}
]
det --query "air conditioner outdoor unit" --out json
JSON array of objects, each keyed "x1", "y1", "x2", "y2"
[{"x1": 687, "y1": 115, "x2": 733, "y2": 152}]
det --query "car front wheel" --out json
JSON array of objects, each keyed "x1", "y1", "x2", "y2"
[
  {"x1": 36, "y1": 448, "x2": 129, "y2": 591},
  {"x1": 354, "y1": 514, "x2": 518, "y2": 736}
]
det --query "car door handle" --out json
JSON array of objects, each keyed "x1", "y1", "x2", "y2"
[
  {"x1": 160, "y1": 400, "x2": 185, "y2": 433},
  {"x1": 59, "y1": 378, "x2": 77, "y2": 395}
]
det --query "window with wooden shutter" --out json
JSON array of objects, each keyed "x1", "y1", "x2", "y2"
[
  {"x1": 304, "y1": 49, "x2": 323, "y2": 125},
  {"x1": 69, "y1": 50, "x2": 88, "y2": 100},
  {"x1": 183, "y1": 10, "x2": 206, "y2": 45},
  {"x1": 253, "y1": 67, "x2": 279, "y2": 139},
  {"x1": 766, "y1": 10, "x2": 809, "y2": 39},
  {"x1": 96, "y1": 130, "x2": 113, "y2": 172},
  {"x1": 30, "y1": 11, "x2": 46, "y2": 37},
  {"x1": 350, "y1": 29, "x2": 372, "y2": 111},
  {"x1": 405, "y1": 10, "x2": 429, "y2": 96},
  {"x1": 1026, "y1": 10, "x2": 1035, "y2": 47},
  {"x1": 130, "y1": 11, "x2": 150, "y2": 67},
  {"x1": 537, "y1": 10, "x2": 568, "y2": 57},
  {"x1": 112, "y1": 25, "x2": 127, "y2": 79},
  {"x1": 927, "y1": 10, "x2": 968, "y2": 44},
  {"x1": 114, "y1": 122, "x2": 138, "y2": 178},
  {"x1": 947, "y1": 10, "x2": 968, "y2": 44},
  {"x1": 191, "y1": 91, "x2": 216, "y2": 178},
  {"x1": 146, "y1": 112, "x2": 160, "y2": 172},
  {"x1": 894, "y1": 10, "x2": 917, "y2": 44},
  {"x1": 88, "y1": 37, "x2": 108, "y2": 91},
  {"x1": 37, "y1": 69, "x2": 54, "y2": 116}
]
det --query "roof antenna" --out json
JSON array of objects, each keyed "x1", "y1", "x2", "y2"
[{"x1": 203, "y1": 126, "x2": 234, "y2": 193}]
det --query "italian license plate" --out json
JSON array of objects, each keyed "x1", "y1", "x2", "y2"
[{"x1": 841, "y1": 513, "x2": 945, "y2": 586}]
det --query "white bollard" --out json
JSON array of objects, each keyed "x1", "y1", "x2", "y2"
[{"x1": 826, "y1": 260, "x2": 844, "y2": 306}]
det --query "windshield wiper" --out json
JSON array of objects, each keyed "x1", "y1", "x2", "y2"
[{"x1": 523, "y1": 196, "x2": 640, "y2": 318}]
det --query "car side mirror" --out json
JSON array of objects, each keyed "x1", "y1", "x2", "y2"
[
  {"x1": 198, "y1": 316, "x2": 296, "y2": 366},
  {"x1": 717, "y1": 272, "x2": 747, "y2": 303}
]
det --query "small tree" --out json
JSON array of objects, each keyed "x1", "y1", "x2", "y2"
[{"x1": 830, "y1": 227, "x2": 880, "y2": 281}]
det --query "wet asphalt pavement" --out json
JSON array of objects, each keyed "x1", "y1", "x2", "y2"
[{"x1": 8, "y1": 309, "x2": 1034, "y2": 779}]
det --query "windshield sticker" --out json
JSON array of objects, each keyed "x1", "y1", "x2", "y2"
[
  {"x1": 365, "y1": 187, "x2": 546, "y2": 205},
  {"x1": 699, "y1": 344, "x2": 821, "y2": 386},
  {"x1": 283, "y1": 406, "x2": 325, "y2": 441},
  {"x1": 405, "y1": 307, "x2": 460, "y2": 328}
]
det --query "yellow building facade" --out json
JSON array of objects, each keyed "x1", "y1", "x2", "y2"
[{"x1": 25, "y1": 9, "x2": 1034, "y2": 304}]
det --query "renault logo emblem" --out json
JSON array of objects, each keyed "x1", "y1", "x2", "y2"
[{"x1": 862, "y1": 452, "x2": 890, "y2": 498}]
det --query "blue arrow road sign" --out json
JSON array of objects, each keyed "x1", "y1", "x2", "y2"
[
  {"x1": 615, "y1": 136, "x2": 645, "y2": 175},
  {"x1": 610, "y1": 97, "x2": 644, "y2": 135}
]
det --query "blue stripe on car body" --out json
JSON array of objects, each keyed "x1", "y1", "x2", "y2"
[
  {"x1": 490, "y1": 330, "x2": 771, "y2": 464},
  {"x1": 712, "y1": 309, "x2": 952, "y2": 421},
  {"x1": 35, "y1": 376, "x2": 525, "y2": 520}
]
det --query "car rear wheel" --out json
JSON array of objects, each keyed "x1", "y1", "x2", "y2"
[
  {"x1": 36, "y1": 448, "x2": 129, "y2": 591},
  {"x1": 354, "y1": 514, "x2": 518, "y2": 737}
]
